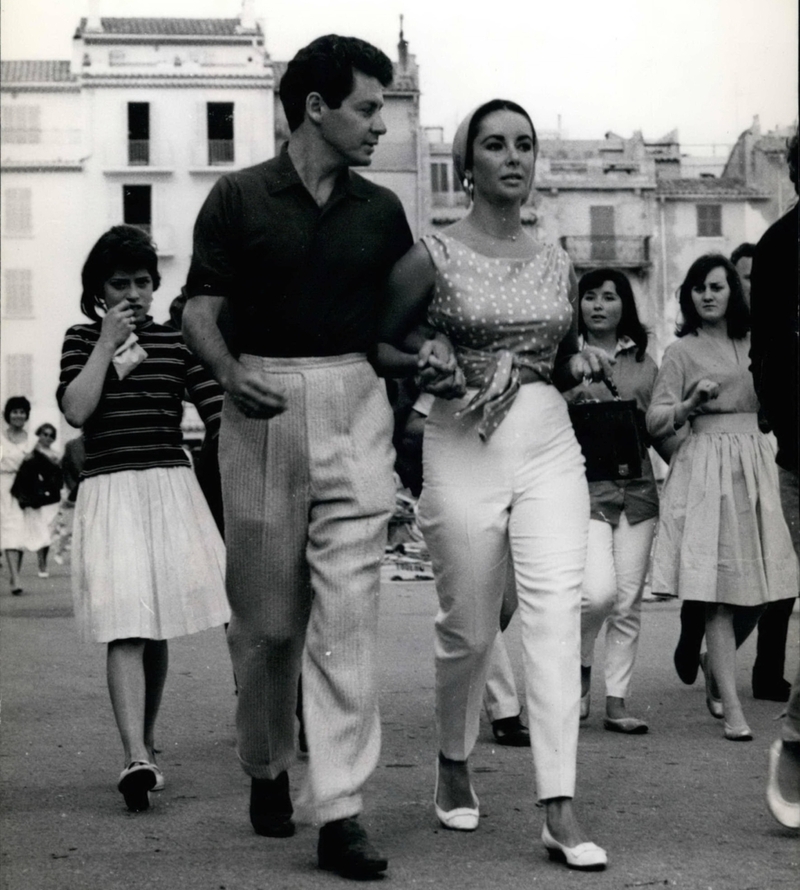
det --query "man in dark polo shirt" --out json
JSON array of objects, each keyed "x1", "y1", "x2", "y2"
[{"x1": 183, "y1": 36, "x2": 413, "y2": 879}]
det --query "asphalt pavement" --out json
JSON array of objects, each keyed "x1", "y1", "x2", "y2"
[{"x1": 1, "y1": 558, "x2": 798, "y2": 890}]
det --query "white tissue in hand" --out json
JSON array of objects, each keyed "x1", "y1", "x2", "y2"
[{"x1": 112, "y1": 333, "x2": 147, "y2": 379}]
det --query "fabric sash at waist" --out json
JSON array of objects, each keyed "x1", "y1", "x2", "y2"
[
  {"x1": 690, "y1": 412, "x2": 759, "y2": 434},
  {"x1": 454, "y1": 347, "x2": 552, "y2": 442},
  {"x1": 240, "y1": 352, "x2": 367, "y2": 372}
]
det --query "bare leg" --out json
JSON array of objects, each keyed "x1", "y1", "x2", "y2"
[
  {"x1": 705, "y1": 605, "x2": 748, "y2": 730},
  {"x1": 37, "y1": 546, "x2": 49, "y2": 574},
  {"x1": 143, "y1": 640, "x2": 168, "y2": 758},
  {"x1": 107, "y1": 638, "x2": 151, "y2": 765},
  {"x1": 543, "y1": 797, "x2": 590, "y2": 847},
  {"x1": 5, "y1": 549, "x2": 23, "y2": 591},
  {"x1": 436, "y1": 751, "x2": 476, "y2": 811}
]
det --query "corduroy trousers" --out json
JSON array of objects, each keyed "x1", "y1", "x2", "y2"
[
  {"x1": 219, "y1": 354, "x2": 396, "y2": 824},
  {"x1": 419, "y1": 382, "x2": 588, "y2": 801}
]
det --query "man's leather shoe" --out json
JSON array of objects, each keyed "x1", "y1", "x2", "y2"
[
  {"x1": 250, "y1": 772, "x2": 295, "y2": 837},
  {"x1": 753, "y1": 677, "x2": 791, "y2": 702},
  {"x1": 491, "y1": 714, "x2": 531, "y2": 747},
  {"x1": 318, "y1": 817, "x2": 388, "y2": 880}
]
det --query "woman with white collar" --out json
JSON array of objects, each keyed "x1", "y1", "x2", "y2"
[{"x1": 567, "y1": 269, "x2": 672, "y2": 734}]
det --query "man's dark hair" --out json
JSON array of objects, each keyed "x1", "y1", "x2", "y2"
[
  {"x1": 676, "y1": 254, "x2": 749, "y2": 340},
  {"x1": 80, "y1": 225, "x2": 161, "y2": 322},
  {"x1": 279, "y1": 35, "x2": 394, "y2": 132},
  {"x1": 730, "y1": 243, "x2": 756, "y2": 266}
]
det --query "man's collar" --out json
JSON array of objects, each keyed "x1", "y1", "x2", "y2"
[{"x1": 265, "y1": 143, "x2": 370, "y2": 200}]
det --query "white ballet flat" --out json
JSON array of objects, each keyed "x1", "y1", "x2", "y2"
[
  {"x1": 434, "y1": 760, "x2": 479, "y2": 831},
  {"x1": 542, "y1": 823, "x2": 607, "y2": 870}
]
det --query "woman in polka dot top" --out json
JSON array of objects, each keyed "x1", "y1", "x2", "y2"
[{"x1": 379, "y1": 100, "x2": 611, "y2": 871}]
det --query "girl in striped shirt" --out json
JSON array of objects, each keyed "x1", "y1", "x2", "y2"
[{"x1": 58, "y1": 226, "x2": 230, "y2": 812}]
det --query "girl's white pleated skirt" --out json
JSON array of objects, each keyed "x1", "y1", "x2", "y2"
[{"x1": 72, "y1": 466, "x2": 230, "y2": 643}]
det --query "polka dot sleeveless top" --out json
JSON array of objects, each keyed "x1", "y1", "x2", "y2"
[{"x1": 421, "y1": 232, "x2": 574, "y2": 387}]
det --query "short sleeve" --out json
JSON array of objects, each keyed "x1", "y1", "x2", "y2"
[
  {"x1": 56, "y1": 326, "x2": 93, "y2": 409},
  {"x1": 185, "y1": 175, "x2": 241, "y2": 300}
]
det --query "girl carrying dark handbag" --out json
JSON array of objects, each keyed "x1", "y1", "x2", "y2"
[
  {"x1": 11, "y1": 447, "x2": 63, "y2": 509},
  {"x1": 564, "y1": 269, "x2": 676, "y2": 737}
]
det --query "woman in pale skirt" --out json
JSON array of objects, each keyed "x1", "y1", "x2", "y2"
[
  {"x1": 647, "y1": 254, "x2": 798, "y2": 741},
  {"x1": 58, "y1": 226, "x2": 229, "y2": 811},
  {"x1": 2, "y1": 396, "x2": 33, "y2": 594}
]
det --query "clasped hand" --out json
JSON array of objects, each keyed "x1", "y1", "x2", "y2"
[
  {"x1": 569, "y1": 345, "x2": 616, "y2": 385},
  {"x1": 415, "y1": 337, "x2": 467, "y2": 399},
  {"x1": 688, "y1": 378, "x2": 720, "y2": 406},
  {"x1": 98, "y1": 299, "x2": 137, "y2": 350}
]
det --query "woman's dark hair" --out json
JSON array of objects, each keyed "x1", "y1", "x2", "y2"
[
  {"x1": 280, "y1": 34, "x2": 394, "y2": 132},
  {"x1": 464, "y1": 99, "x2": 538, "y2": 174},
  {"x1": 676, "y1": 254, "x2": 749, "y2": 339},
  {"x1": 80, "y1": 225, "x2": 160, "y2": 322},
  {"x1": 578, "y1": 268, "x2": 649, "y2": 361},
  {"x1": 35, "y1": 423, "x2": 57, "y2": 440},
  {"x1": 3, "y1": 396, "x2": 31, "y2": 423}
]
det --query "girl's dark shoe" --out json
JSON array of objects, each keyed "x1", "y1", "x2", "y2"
[
  {"x1": 250, "y1": 772, "x2": 294, "y2": 837},
  {"x1": 118, "y1": 761, "x2": 158, "y2": 812},
  {"x1": 318, "y1": 817, "x2": 388, "y2": 880}
]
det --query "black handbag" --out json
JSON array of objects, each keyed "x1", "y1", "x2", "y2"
[
  {"x1": 568, "y1": 379, "x2": 645, "y2": 482},
  {"x1": 10, "y1": 451, "x2": 63, "y2": 509}
]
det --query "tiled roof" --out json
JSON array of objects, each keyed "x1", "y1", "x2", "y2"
[
  {"x1": 656, "y1": 178, "x2": 769, "y2": 199},
  {"x1": 1, "y1": 60, "x2": 75, "y2": 84},
  {"x1": 76, "y1": 18, "x2": 262, "y2": 37}
]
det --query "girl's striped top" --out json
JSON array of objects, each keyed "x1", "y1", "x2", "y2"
[{"x1": 57, "y1": 319, "x2": 223, "y2": 478}]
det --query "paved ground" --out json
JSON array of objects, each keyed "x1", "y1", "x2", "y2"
[{"x1": 1, "y1": 558, "x2": 798, "y2": 890}]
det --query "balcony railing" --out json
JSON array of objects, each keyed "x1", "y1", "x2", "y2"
[
  {"x1": 128, "y1": 140, "x2": 150, "y2": 165},
  {"x1": 560, "y1": 236, "x2": 651, "y2": 269},
  {"x1": 208, "y1": 139, "x2": 234, "y2": 166}
]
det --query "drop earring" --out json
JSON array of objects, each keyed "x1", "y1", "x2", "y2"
[{"x1": 464, "y1": 174, "x2": 474, "y2": 203}]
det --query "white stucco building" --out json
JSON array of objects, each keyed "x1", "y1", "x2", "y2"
[
  {"x1": 1, "y1": 8, "x2": 274, "y2": 438},
  {"x1": 1, "y1": 10, "x2": 426, "y2": 441}
]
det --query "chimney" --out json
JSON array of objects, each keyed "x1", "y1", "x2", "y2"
[
  {"x1": 85, "y1": 0, "x2": 103, "y2": 33},
  {"x1": 239, "y1": 0, "x2": 256, "y2": 31},
  {"x1": 398, "y1": 15, "x2": 408, "y2": 70}
]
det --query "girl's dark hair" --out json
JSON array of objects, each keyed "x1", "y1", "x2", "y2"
[
  {"x1": 35, "y1": 423, "x2": 57, "y2": 440},
  {"x1": 80, "y1": 225, "x2": 161, "y2": 322},
  {"x1": 676, "y1": 254, "x2": 749, "y2": 339},
  {"x1": 578, "y1": 268, "x2": 649, "y2": 361},
  {"x1": 280, "y1": 34, "x2": 394, "y2": 132},
  {"x1": 4, "y1": 396, "x2": 31, "y2": 423},
  {"x1": 464, "y1": 99, "x2": 538, "y2": 174}
]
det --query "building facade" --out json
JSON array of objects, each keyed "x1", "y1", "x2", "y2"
[
  {"x1": 424, "y1": 127, "x2": 777, "y2": 355},
  {"x1": 1, "y1": 13, "x2": 426, "y2": 438}
]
